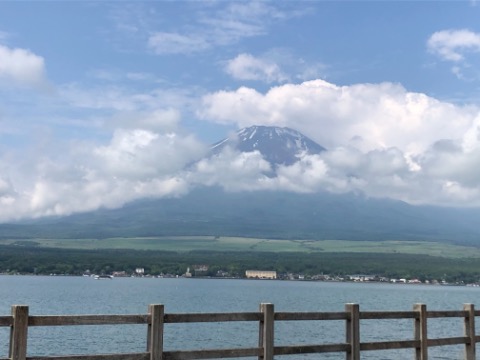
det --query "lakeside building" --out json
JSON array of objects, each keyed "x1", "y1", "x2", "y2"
[
  {"x1": 193, "y1": 265, "x2": 209, "y2": 276},
  {"x1": 245, "y1": 270, "x2": 277, "y2": 279}
]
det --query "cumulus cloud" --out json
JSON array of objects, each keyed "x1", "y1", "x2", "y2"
[
  {"x1": 190, "y1": 147, "x2": 272, "y2": 191},
  {"x1": 428, "y1": 29, "x2": 480, "y2": 62},
  {"x1": 0, "y1": 44, "x2": 47, "y2": 87},
  {"x1": 198, "y1": 79, "x2": 475, "y2": 154},
  {"x1": 225, "y1": 53, "x2": 288, "y2": 83},
  {"x1": 189, "y1": 141, "x2": 480, "y2": 207},
  {"x1": 5, "y1": 75, "x2": 480, "y2": 221},
  {"x1": 193, "y1": 79, "x2": 480, "y2": 206},
  {"x1": 93, "y1": 128, "x2": 205, "y2": 179},
  {"x1": 0, "y1": 126, "x2": 206, "y2": 221},
  {"x1": 26, "y1": 173, "x2": 189, "y2": 218},
  {"x1": 186, "y1": 147, "x2": 415, "y2": 203}
]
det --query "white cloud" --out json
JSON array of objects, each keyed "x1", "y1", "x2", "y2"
[
  {"x1": 428, "y1": 29, "x2": 480, "y2": 62},
  {"x1": 198, "y1": 79, "x2": 476, "y2": 154},
  {"x1": 192, "y1": 141, "x2": 480, "y2": 207},
  {"x1": 193, "y1": 79, "x2": 480, "y2": 206},
  {"x1": 0, "y1": 124, "x2": 207, "y2": 221},
  {"x1": 427, "y1": 29, "x2": 480, "y2": 80},
  {"x1": 6, "y1": 74, "x2": 480, "y2": 221},
  {"x1": 93, "y1": 128, "x2": 206, "y2": 179},
  {"x1": 0, "y1": 176, "x2": 16, "y2": 207},
  {"x1": 148, "y1": 32, "x2": 210, "y2": 55},
  {"x1": 224, "y1": 50, "x2": 327, "y2": 84},
  {"x1": 199, "y1": 3, "x2": 267, "y2": 45},
  {"x1": 25, "y1": 174, "x2": 190, "y2": 218},
  {"x1": 0, "y1": 44, "x2": 47, "y2": 87},
  {"x1": 147, "y1": 2, "x2": 297, "y2": 55},
  {"x1": 190, "y1": 147, "x2": 272, "y2": 191},
  {"x1": 225, "y1": 53, "x2": 288, "y2": 83}
]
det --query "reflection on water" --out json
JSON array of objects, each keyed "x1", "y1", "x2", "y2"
[{"x1": 1, "y1": 276, "x2": 479, "y2": 359}]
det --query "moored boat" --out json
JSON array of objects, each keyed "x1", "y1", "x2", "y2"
[{"x1": 93, "y1": 275, "x2": 113, "y2": 280}]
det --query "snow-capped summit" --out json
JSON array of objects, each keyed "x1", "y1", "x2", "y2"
[{"x1": 211, "y1": 125, "x2": 326, "y2": 165}]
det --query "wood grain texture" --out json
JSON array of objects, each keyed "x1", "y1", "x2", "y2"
[{"x1": 4, "y1": 302, "x2": 480, "y2": 360}]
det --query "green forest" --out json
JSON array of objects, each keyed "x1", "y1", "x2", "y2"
[{"x1": 2, "y1": 244, "x2": 480, "y2": 284}]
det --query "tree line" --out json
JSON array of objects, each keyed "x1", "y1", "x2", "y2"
[{"x1": 1, "y1": 244, "x2": 480, "y2": 283}]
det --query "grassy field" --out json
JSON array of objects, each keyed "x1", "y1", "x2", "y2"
[{"x1": 2, "y1": 237, "x2": 480, "y2": 258}]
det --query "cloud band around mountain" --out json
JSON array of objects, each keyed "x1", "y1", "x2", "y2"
[{"x1": 2, "y1": 78, "x2": 480, "y2": 221}]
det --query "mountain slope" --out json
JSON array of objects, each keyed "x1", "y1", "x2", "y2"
[
  {"x1": 3, "y1": 126, "x2": 480, "y2": 247},
  {"x1": 3, "y1": 187, "x2": 480, "y2": 245},
  {"x1": 211, "y1": 125, "x2": 326, "y2": 165}
]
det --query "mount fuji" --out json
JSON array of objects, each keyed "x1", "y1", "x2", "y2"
[
  {"x1": 211, "y1": 125, "x2": 326, "y2": 166},
  {"x1": 3, "y1": 125, "x2": 480, "y2": 246}
]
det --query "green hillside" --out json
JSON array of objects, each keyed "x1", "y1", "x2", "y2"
[
  {"x1": 3, "y1": 237, "x2": 480, "y2": 259},
  {"x1": 2, "y1": 188, "x2": 480, "y2": 246}
]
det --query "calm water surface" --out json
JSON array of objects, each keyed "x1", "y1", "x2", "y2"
[{"x1": 1, "y1": 276, "x2": 480, "y2": 359}]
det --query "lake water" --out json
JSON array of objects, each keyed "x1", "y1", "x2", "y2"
[{"x1": 1, "y1": 276, "x2": 480, "y2": 359}]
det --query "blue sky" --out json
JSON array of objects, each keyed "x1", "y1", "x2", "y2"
[{"x1": 2, "y1": 1, "x2": 480, "y2": 220}]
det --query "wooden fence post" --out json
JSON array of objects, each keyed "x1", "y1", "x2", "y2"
[
  {"x1": 463, "y1": 303, "x2": 475, "y2": 360},
  {"x1": 258, "y1": 303, "x2": 274, "y2": 360},
  {"x1": 147, "y1": 304, "x2": 164, "y2": 360},
  {"x1": 345, "y1": 303, "x2": 360, "y2": 360},
  {"x1": 9, "y1": 305, "x2": 29, "y2": 360},
  {"x1": 414, "y1": 303, "x2": 428, "y2": 360}
]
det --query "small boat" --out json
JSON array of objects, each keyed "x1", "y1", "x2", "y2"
[{"x1": 94, "y1": 275, "x2": 113, "y2": 280}]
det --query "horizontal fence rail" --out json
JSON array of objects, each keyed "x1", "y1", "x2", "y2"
[{"x1": 1, "y1": 303, "x2": 478, "y2": 360}]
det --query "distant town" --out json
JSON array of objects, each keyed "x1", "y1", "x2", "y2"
[{"x1": 2, "y1": 265, "x2": 473, "y2": 287}]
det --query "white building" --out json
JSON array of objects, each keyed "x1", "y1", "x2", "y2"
[{"x1": 245, "y1": 270, "x2": 277, "y2": 279}]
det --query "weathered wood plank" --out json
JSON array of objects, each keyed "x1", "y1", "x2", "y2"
[
  {"x1": 29, "y1": 315, "x2": 149, "y2": 326},
  {"x1": 0, "y1": 316, "x2": 12, "y2": 326},
  {"x1": 427, "y1": 310, "x2": 465, "y2": 318},
  {"x1": 360, "y1": 311, "x2": 416, "y2": 320},
  {"x1": 345, "y1": 303, "x2": 360, "y2": 360},
  {"x1": 260, "y1": 303, "x2": 274, "y2": 360},
  {"x1": 414, "y1": 303, "x2": 428, "y2": 360},
  {"x1": 164, "y1": 312, "x2": 260, "y2": 323},
  {"x1": 360, "y1": 340, "x2": 419, "y2": 351},
  {"x1": 3, "y1": 302, "x2": 480, "y2": 360},
  {"x1": 147, "y1": 304, "x2": 163, "y2": 360},
  {"x1": 427, "y1": 336, "x2": 467, "y2": 346},
  {"x1": 275, "y1": 312, "x2": 347, "y2": 321},
  {"x1": 10, "y1": 305, "x2": 29, "y2": 360},
  {"x1": 27, "y1": 353, "x2": 149, "y2": 360},
  {"x1": 163, "y1": 348, "x2": 260, "y2": 360},
  {"x1": 274, "y1": 343, "x2": 350, "y2": 355},
  {"x1": 464, "y1": 303, "x2": 476, "y2": 360}
]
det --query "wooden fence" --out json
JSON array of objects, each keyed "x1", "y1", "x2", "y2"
[{"x1": 1, "y1": 303, "x2": 478, "y2": 360}]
